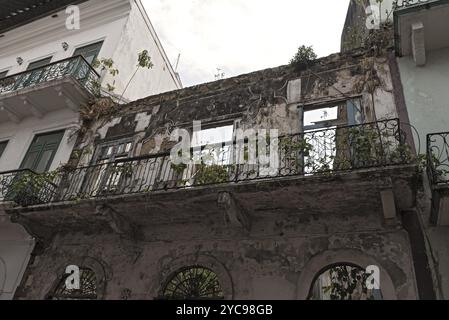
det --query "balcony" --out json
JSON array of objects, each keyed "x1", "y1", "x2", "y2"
[
  {"x1": 0, "y1": 119, "x2": 419, "y2": 239},
  {"x1": 0, "y1": 55, "x2": 100, "y2": 124},
  {"x1": 427, "y1": 132, "x2": 449, "y2": 225},
  {"x1": 393, "y1": 0, "x2": 440, "y2": 10},
  {"x1": 46, "y1": 119, "x2": 408, "y2": 199}
]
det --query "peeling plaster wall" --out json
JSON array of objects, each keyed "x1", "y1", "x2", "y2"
[
  {"x1": 75, "y1": 50, "x2": 399, "y2": 166},
  {"x1": 16, "y1": 223, "x2": 417, "y2": 300},
  {"x1": 13, "y1": 50, "x2": 419, "y2": 300}
]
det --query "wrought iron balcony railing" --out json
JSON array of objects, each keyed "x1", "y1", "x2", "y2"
[
  {"x1": 393, "y1": 0, "x2": 438, "y2": 10},
  {"x1": 0, "y1": 119, "x2": 412, "y2": 207},
  {"x1": 427, "y1": 132, "x2": 449, "y2": 187},
  {"x1": 0, "y1": 169, "x2": 58, "y2": 207},
  {"x1": 0, "y1": 55, "x2": 100, "y2": 96}
]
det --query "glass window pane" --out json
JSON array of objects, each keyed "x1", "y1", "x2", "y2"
[
  {"x1": 26, "y1": 57, "x2": 52, "y2": 71},
  {"x1": 73, "y1": 41, "x2": 104, "y2": 65},
  {"x1": 95, "y1": 140, "x2": 133, "y2": 164},
  {"x1": 35, "y1": 150, "x2": 54, "y2": 173},
  {"x1": 21, "y1": 151, "x2": 40, "y2": 170}
]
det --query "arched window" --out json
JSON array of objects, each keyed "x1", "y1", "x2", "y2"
[
  {"x1": 308, "y1": 264, "x2": 382, "y2": 300},
  {"x1": 162, "y1": 266, "x2": 224, "y2": 300},
  {"x1": 49, "y1": 267, "x2": 97, "y2": 300}
]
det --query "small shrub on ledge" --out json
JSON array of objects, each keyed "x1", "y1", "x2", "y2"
[{"x1": 289, "y1": 45, "x2": 318, "y2": 71}]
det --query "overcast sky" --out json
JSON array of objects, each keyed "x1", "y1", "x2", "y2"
[{"x1": 143, "y1": 0, "x2": 351, "y2": 88}]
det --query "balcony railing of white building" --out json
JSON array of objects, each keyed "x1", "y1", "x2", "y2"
[{"x1": 0, "y1": 55, "x2": 100, "y2": 97}]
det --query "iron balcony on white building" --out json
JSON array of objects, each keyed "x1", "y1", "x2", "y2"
[{"x1": 0, "y1": 0, "x2": 181, "y2": 300}]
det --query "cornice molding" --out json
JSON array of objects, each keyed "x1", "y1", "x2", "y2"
[{"x1": 0, "y1": 0, "x2": 131, "y2": 58}]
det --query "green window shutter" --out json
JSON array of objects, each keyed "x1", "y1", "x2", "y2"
[{"x1": 20, "y1": 131, "x2": 65, "y2": 173}]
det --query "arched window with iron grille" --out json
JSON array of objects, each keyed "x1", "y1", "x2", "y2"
[
  {"x1": 162, "y1": 266, "x2": 224, "y2": 300},
  {"x1": 48, "y1": 267, "x2": 97, "y2": 300}
]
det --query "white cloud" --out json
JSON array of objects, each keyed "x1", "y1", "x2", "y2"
[{"x1": 143, "y1": 0, "x2": 350, "y2": 87}]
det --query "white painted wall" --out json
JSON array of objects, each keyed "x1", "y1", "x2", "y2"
[
  {"x1": 0, "y1": 109, "x2": 79, "y2": 172},
  {"x1": 106, "y1": 0, "x2": 182, "y2": 101},
  {"x1": 397, "y1": 47, "x2": 449, "y2": 153},
  {"x1": 0, "y1": 0, "x2": 129, "y2": 80},
  {"x1": 0, "y1": 0, "x2": 181, "y2": 173},
  {"x1": 0, "y1": 0, "x2": 130, "y2": 173}
]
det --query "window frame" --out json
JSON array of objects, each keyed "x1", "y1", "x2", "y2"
[
  {"x1": 301, "y1": 98, "x2": 364, "y2": 131},
  {"x1": 0, "y1": 70, "x2": 9, "y2": 79},
  {"x1": 0, "y1": 140, "x2": 8, "y2": 159},
  {"x1": 20, "y1": 130, "x2": 65, "y2": 173},
  {"x1": 26, "y1": 56, "x2": 53, "y2": 71},
  {"x1": 73, "y1": 41, "x2": 104, "y2": 65}
]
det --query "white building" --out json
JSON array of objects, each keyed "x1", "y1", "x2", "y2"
[{"x1": 0, "y1": 0, "x2": 181, "y2": 300}]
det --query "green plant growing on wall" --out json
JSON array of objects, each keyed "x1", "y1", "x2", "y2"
[
  {"x1": 289, "y1": 45, "x2": 317, "y2": 71},
  {"x1": 75, "y1": 50, "x2": 155, "y2": 152},
  {"x1": 92, "y1": 58, "x2": 119, "y2": 93},
  {"x1": 80, "y1": 97, "x2": 118, "y2": 125},
  {"x1": 389, "y1": 143, "x2": 414, "y2": 164},
  {"x1": 6, "y1": 170, "x2": 60, "y2": 207},
  {"x1": 279, "y1": 136, "x2": 314, "y2": 172},
  {"x1": 194, "y1": 164, "x2": 230, "y2": 185},
  {"x1": 189, "y1": 147, "x2": 234, "y2": 185},
  {"x1": 426, "y1": 153, "x2": 449, "y2": 181},
  {"x1": 171, "y1": 163, "x2": 187, "y2": 176}
]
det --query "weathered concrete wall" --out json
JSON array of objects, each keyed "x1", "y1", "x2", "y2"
[
  {"x1": 74, "y1": 50, "x2": 399, "y2": 168},
  {"x1": 15, "y1": 210, "x2": 417, "y2": 300},
  {"x1": 425, "y1": 226, "x2": 449, "y2": 299},
  {"x1": 12, "y1": 49, "x2": 419, "y2": 300},
  {"x1": 0, "y1": 205, "x2": 35, "y2": 300}
]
